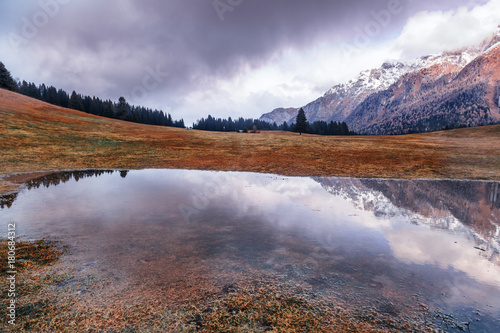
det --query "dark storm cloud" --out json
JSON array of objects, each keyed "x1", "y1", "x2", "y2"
[
  {"x1": 1, "y1": 0, "x2": 480, "y2": 113},
  {"x1": 24, "y1": 0, "x2": 405, "y2": 92}
]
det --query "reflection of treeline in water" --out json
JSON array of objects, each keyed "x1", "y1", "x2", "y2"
[
  {"x1": 24, "y1": 170, "x2": 117, "y2": 190},
  {"x1": 0, "y1": 193, "x2": 18, "y2": 209},
  {"x1": 1, "y1": 170, "x2": 128, "y2": 209}
]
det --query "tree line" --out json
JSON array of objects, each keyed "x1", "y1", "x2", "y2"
[
  {"x1": 0, "y1": 61, "x2": 184, "y2": 128},
  {"x1": 2, "y1": 61, "x2": 355, "y2": 135},
  {"x1": 292, "y1": 108, "x2": 355, "y2": 135},
  {"x1": 193, "y1": 108, "x2": 356, "y2": 136},
  {"x1": 193, "y1": 115, "x2": 280, "y2": 132}
]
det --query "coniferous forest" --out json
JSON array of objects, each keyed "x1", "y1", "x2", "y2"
[
  {"x1": 1, "y1": 60, "x2": 184, "y2": 128},
  {"x1": 16, "y1": 80, "x2": 185, "y2": 128},
  {"x1": 2, "y1": 61, "x2": 355, "y2": 135},
  {"x1": 192, "y1": 115, "x2": 355, "y2": 135}
]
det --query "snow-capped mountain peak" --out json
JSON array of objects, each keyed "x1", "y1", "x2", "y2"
[
  {"x1": 325, "y1": 40, "x2": 489, "y2": 100},
  {"x1": 260, "y1": 27, "x2": 500, "y2": 133},
  {"x1": 324, "y1": 61, "x2": 414, "y2": 98}
]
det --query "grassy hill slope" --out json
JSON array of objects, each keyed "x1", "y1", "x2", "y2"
[{"x1": 1, "y1": 88, "x2": 499, "y2": 193}]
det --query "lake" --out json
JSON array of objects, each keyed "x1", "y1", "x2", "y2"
[{"x1": 1, "y1": 169, "x2": 500, "y2": 331}]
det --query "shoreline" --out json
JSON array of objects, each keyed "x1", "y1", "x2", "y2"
[
  {"x1": 1, "y1": 89, "x2": 500, "y2": 196},
  {"x1": 2, "y1": 167, "x2": 498, "y2": 331},
  {"x1": 2, "y1": 167, "x2": 499, "y2": 197}
]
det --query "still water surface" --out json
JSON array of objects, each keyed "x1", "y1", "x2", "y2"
[{"x1": 1, "y1": 169, "x2": 500, "y2": 331}]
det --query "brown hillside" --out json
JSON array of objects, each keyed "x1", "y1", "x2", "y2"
[{"x1": 1, "y1": 88, "x2": 499, "y2": 194}]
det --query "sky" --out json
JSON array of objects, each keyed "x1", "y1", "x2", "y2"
[{"x1": 0, "y1": 0, "x2": 499, "y2": 125}]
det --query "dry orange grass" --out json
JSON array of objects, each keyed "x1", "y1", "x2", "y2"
[
  {"x1": 1, "y1": 88, "x2": 499, "y2": 195},
  {"x1": 0, "y1": 238, "x2": 65, "y2": 275},
  {"x1": 2, "y1": 88, "x2": 489, "y2": 331}
]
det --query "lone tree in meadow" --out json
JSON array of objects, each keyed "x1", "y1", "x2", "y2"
[
  {"x1": 0, "y1": 62, "x2": 18, "y2": 92},
  {"x1": 294, "y1": 108, "x2": 308, "y2": 135}
]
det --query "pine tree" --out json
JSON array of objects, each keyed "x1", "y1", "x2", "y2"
[
  {"x1": 69, "y1": 91, "x2": 84, "y2": 111},
  {"x1": 114, "y1": 96, "x2": 129, "y2": 120},
  {"x1": 282, "y1": 121, "x2": 289, "y2": 131},
  {"x1": 46, "y1": 86, "x2": 58, "y2": 104},
  {"x1": 340, "y1": 122, "x2": 349, "y2": 135},
  {"x1": 294, "y1": 108, "x2": 308, "y2": 135},
  {"x1": 0, "y1": 62, "x2": 18, "y2": 91},
  {"x1": 57, "y1": 89, "x2": 69, "y2": 107},
  {"x1": 103, "y1": 101, "x2": 114, "y2": 118}
]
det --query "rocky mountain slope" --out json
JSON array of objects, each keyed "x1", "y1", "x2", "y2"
[{"x1": 261, "y1": 28, "x2": 500, "y2": 134}]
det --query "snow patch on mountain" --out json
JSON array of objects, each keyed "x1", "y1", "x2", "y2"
[
  {"x1": 324, "y1": 46, "x2": 485, "y2": 100},
  {"x1": 260, "y1": 27, "x2": 500, "y2": 129},
  {"x1": 325, "y1": 27, "x2": 500, "y2": 99}
]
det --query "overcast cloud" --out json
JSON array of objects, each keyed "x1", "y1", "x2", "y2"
[{"x1": 0, "y1": 0, "x2": 498, "y2": 124}]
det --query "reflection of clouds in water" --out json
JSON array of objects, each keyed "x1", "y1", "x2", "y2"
[
  {"x1": 384, "y1": 222, "x2": 500, "y2": 288},
  {"x1": 201, "y1": 172, "x2": 381, "y2": 231},
  {"x1": 3, "y1": 170, "x2": 500, "y2": 298},
  {"x1": 314, "y1": 177, "x2": 500, "y2": 281},
  {"x1": 1, "y1": 173, "x2": 129, "y2": 235}
]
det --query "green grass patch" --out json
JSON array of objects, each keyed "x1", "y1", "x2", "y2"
[
  {"x1": 62, "y1": 114, "x2": 110, "y2": 124},
  {"x1": 84, "y1": 137, "x2": 122, "y2": 147}
]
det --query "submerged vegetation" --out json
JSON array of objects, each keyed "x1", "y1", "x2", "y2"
[
  {"x1": 0, "y1": 238, "x2": 65, "y2": 275},
  {"x1": 0, "y1": 238, "x2": 67, "y2": 331},
  {"x1": 183, "y1": 280, "x2": 443, "y2": 333},
  {"x1": 0, "y1": 264, "x2": 457, "y2": 332}
]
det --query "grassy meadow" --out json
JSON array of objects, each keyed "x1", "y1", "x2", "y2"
[{"x1": 1, "y1": 89, "x2": 499, "y2": 195}]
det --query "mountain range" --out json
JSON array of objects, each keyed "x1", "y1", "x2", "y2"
[{"x1": 260, "y1": 27, "x2": 500, "y2": 135}]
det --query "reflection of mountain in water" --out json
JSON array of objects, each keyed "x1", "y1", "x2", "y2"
[
  {"x1": 0, "y1": 170, "x2": 119, "y2": 209},
  {"x1": 314, "y1": 177, "x2": 500, "y2": 259}
]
